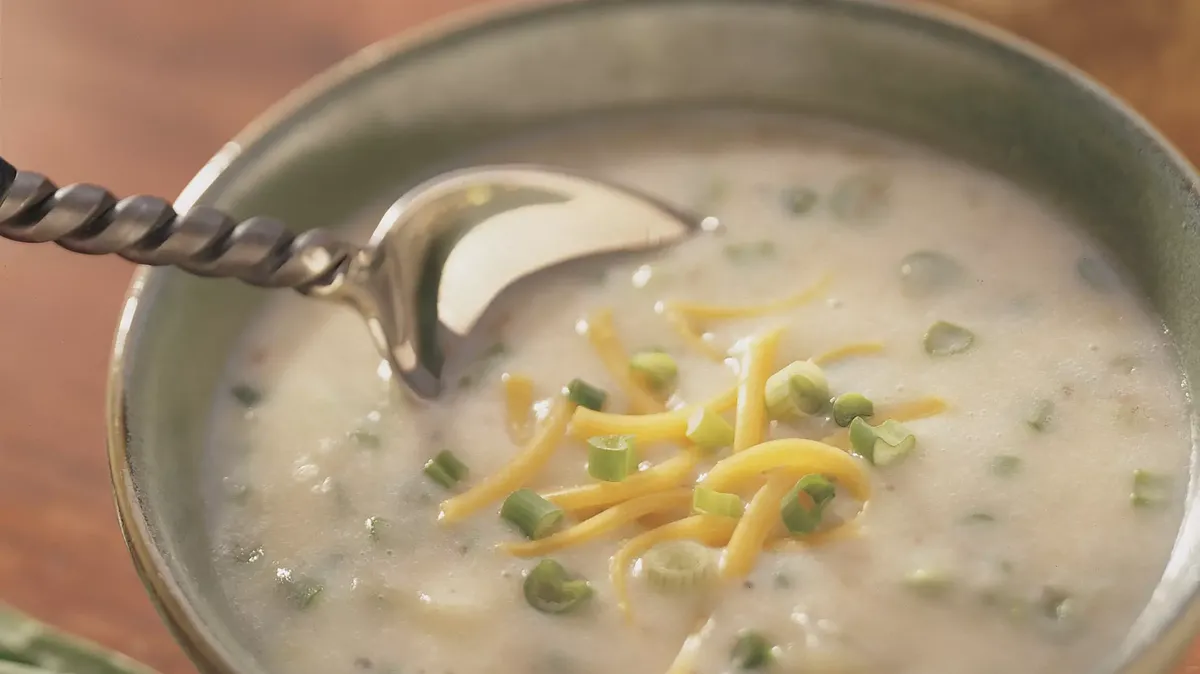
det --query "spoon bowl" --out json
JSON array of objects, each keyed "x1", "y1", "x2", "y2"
[{"x1": 0, "y1": 158, "x2": 700, "y2": 398}]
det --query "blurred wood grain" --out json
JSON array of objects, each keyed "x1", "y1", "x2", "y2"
[{"x1": 0, "y1": 1, "x2": 1197, "y2": 673}]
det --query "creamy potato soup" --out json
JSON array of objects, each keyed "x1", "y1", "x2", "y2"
[{"x1": 207, "y1": 113, "x2": 1191, "y2": 674}]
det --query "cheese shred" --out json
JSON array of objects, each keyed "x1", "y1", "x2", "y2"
[
  {"x1": 502, "y1": 489, "x2": 692, "y2": 557},
  {"x1": 702, "y1": 438, "x2": 871, "y2": 500},
  {"x1": 585, "y1": 309, "x2": 667, "y2": 413},
  {"x1": 720, "y1": 472, "x2": 795, "y2": 579},
  {"x1": 733, "y1": 329, "x2": 784, "y2": 453},
  {"x1": 502, "y1": 373, "x2": 535, "y2": 444},
  {"x1": 543, "y1": 453, "x2": 700, "y2": 513},
  {"x1": 439, "y1": 396, "x2": 574, "y2": 523}
]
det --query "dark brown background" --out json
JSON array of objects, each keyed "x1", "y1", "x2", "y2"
[{"x1": 1, "y1": 1, "x2": 1198, "y2": 673}]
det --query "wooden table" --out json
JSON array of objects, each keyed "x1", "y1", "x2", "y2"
[{"x1": 1, "y1": 1, "x2": 1197, "y2": 673}]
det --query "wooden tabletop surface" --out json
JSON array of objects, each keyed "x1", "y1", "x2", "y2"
[{"x1": 1, "y1": 1, "x2": 1198, "y2": 673}]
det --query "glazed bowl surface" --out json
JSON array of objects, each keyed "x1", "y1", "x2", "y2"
[{"x1": 107, "y1": 1, "x2": 1200, "y2": 673}]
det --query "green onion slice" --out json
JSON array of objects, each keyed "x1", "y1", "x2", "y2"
[
  {"x1": 903, "y1": 568, "x2": 954, "y2": 598},
  {"x1": 1131, "y1": 469, "x2": 1170, "y2": 508},
  {"x1": 923, "y1": 320, "x2": 975, "y2": 356},
  {"x1": 1037, "y1": 585, "x2": 1074, "y2": 621},
  {"x1": 724, "y1": 241, "x2": 777, "y2": 264},
  {"x1": 764, "y1": 360, "x2": 830, "y2": 420},
  {"x1": 277, "y1": 569, "x2": 323, "y2": 610},
  {"x1": 990, "y1": 455, "x2": 1021, "y2": 477},
  {"x1": 730, "y1": 631, "x2": 775, "y2": 670},
  {"x1": 779, "y1": 474, "x2": 836, "y2": 535},
  {"x1": 567, "y1": 378, "x2": 607, "y2": 411},
  {"x1": 364, "y1": 516, "x2": 389, "y2": 542},
  {"x1": 782, "y1": 186, "x2": 819, "y2": 216},
  {"x1": 1026, "y1": 398, "x2": 1055, "y2": 432},
  {"x1": 692, "y1": 487, "x2": 745, "y2": 518},
  {"x1": 848, "y1": 418, "x2": 917, "y2": 466},
  {"x1": 501, "y1": 489, "x2": 566, "y2": 540},
  {"x1": 898, "y1": 250, "x2": 965, "y2": 298},
  {"x1": 587, "y1": 435, "x2": 636, "y2": 482},
  {"x1": 641, "y1": 540, "x2": 717, "y2": 592},
  {"x1": 830, "y1": 171, "x2": 892, "y2": 224},
  {"x1": 350, "y1": 429, "x2": 382, "y2": 448},
  {"x1": 629, "y1": 351, "x2": 678, "y2": 392},
  {"x1": 686, "y1": 408, "x2": 735, "y2": 451},
  {"x1": 832, "y1": 392, "x2": 874, "y2": 427},
  {"x1": 424, "y1": 450, "x2": 469, "y2": 489},
  {"x1": 522, "y1": 559, "x2": 593, "y2": 614},
  {"x1": 231, "y1": 383, "x2": 262, "y2": 408}
]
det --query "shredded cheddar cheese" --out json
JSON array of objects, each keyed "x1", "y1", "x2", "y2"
[
  {"x1": 543, "y1": 453, "x2": 699, "y2": 513},
  {"x1": 813, "y1": 341, "x2": 885, "y2": 365},
  {"x1": 502, "y1": 373, "x2": 535, "y2": 444},
  {"x1": 501, "y1": 489, "x2": 692, "y2": 557},
  {"x1": 733, "y1": 329, "x2": 783, "y2": 453},
  {"x1": 719, "y1": 472, "x2": 795, "y2": 579},
  {"x1": 439, "y1": 397, "x2": 574, "y2": 523},
  {"x1": 667, "y1": 273, "x2": 831, "y2": 320},
  {"x1": 585, "y1": 309, "x2": 666, "y2": 413},
  {"x1": 702, "y1": 438, "x2": 871, "y2": 500}
]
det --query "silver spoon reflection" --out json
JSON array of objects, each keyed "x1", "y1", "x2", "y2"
[{"x1": 0, "y1": 158, "x2": 700, "y2": 398}]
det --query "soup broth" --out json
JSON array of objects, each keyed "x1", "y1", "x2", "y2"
[{"x1": 206, "y1": 113, "x2": 1191, "y2": 674}]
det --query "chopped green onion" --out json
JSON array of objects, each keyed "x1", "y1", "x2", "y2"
[
  {"x1": 1131, "y1": 469, "x2": 1170, "y2": 508},
  {"x1": 231, "y1": 543, "x2": 264, "y2": 564},
  {"x1": 231, "y1": 384, "x2": 262, "y2": 408},
  {"x1": 962, "y1": 511, "x2": 997, "y2": 524},
  {"x1": 277, "y1": 569, "x2": 323, "y2": 609},
  {"x1": 501, "y1": 489, "x2": 565, "y2": 540},
  {"x1": 587, "y1": 435, "x2": 636, "y2": 482},
  {"x1": 686, "y1": 408, "x2": 735, "y2": 451},
  {"x1": 830, "y1": 171, "x2": 892, "y2": 223},
  {"x1": 730, "y1": 631, "x2": 774, "y2": 670},
  {"x1": 365, "y1": 516, "x2": 389, "y2": 542},
  {"x1": 1076, "y1": 256, "x2": 1118, "y2": 293},
  {"x1": 764, "y1": 360, "x2": 830, "y2": 419},
  {"x1": 692, "y1": 487, "x2": 745, "y2": 518},
  {"x1": 351, "y1": 429, "x2": 381, "y2": 448},
  {"x1": 522, "y1": 559, "x2": 593, "y2": 614},
  {"x1": 641, "y1": 540, "x2": 717, "y2": 591},
  {"x1": 1037, "y1": 585, "x2": 1074, "y2": 621},
  {"x1": 903, "y1": 568, "x2": 954, "y2": 598},
  {"x1": 1111, "y1": 353, "x2": 1140, "y2": 375},
  {"x1": 724, "y1": 241, "x2": 777, "y2": 264},
  {"x1": 781, "y1": 186, "x2": 818, "y2": 216},
  {"x1": 848, "y1": 418, "x2": 917, "y2": 466},
  {"x1": 831, "y1": 392, "x2": 875, "y2": 427},
  {"x1": 566, "y1": 378, "x2": 607, "y2": 411},
  {"x1": 990, "y1": 455, "x2": 1022, "y2": 477},
  {"x1": 779, "y1": 474, "x2": 836, "y2": 534},
  {"x1": 424, "y1": 450, "x2": 469, "y2": 489},
  {"x1": 1026, "y1": 398, "x2": 1055, "y2": 432},
  {"x1": 898, "y1": 250, "x2": 965, "y2": 298},
  {"x1": 923, "y1": 320, "x2": 975, "y2": 356},
  {"x1": 629, "y1": 351, "x2": 678, "y2": 393}
]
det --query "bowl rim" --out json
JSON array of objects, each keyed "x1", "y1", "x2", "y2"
[{"x1": 105, "y1": 2, "x2": 1200, "y2": 674}]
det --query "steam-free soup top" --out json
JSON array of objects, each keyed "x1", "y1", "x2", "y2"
[{"x1": 208, "y1": 114, "x2": 1190, "y2": 674}]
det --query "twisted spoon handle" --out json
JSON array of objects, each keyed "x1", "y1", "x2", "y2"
[{"x1": 0, "y1": 155, "x2": 359, "y2": 290}]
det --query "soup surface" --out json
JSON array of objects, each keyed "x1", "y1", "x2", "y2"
[{"x1": 206, "y1": 113, "x2": 1191, "y2": 674}]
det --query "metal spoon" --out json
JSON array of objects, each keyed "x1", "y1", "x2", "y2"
[{"x1": 0, "y1": 157, "x2": 700, "y2": 398}]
